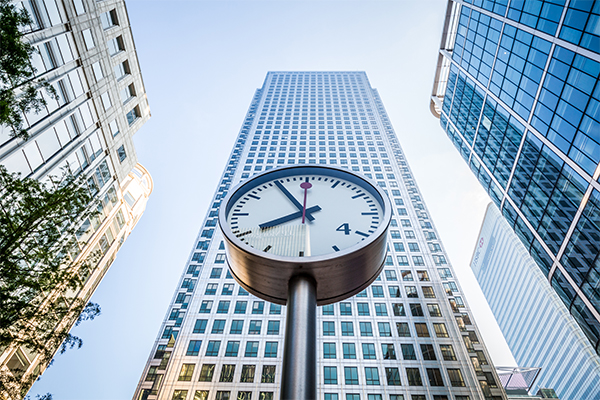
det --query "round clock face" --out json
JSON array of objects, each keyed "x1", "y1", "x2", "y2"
[{"x1": 224, "y1": 166, "x2": 386, "y2": 258}]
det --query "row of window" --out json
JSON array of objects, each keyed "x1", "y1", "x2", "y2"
[
  {"x1": 189, "y1": 319, "x2": 280, "y2": 336},
  {"x1": 322, "y1": 366, "x2": 466, "y2": 387},
  {"x1": 321, "y1": 342, "x2": 459, "y2": 362},
  {"x1": 321, "y1": 321, "x2": 451, "y2": 339},
  {"x1": 180, "y1": 340, "x2": 278, "y2": 358},
  {"x1": 169, "y1": 391, "x2": 466, "y2": 400}
]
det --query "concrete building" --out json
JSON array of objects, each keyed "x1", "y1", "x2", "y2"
[
  {"x1": 430, "y1": 0, "x2": 600, "y2": 355},
  {"x1": 471, "y1": 204, "x2": 600, "y2": 400},
  {"x1": 0, "y1": 0, "x2": 151, "y2": 395},
  {"x1": 134, "y1": 71, "x2": 505, "y2": 400}
]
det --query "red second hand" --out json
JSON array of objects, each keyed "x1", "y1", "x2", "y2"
[{"x1": 300, "y1": 181, "x2": 312, "y2": 223}]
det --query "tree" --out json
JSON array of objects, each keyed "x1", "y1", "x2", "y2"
[
  {"x1": 0, "y1": 165, "x2": 101, "y2": 399},
  {"x1": 0, "y1": 0, "x2": 57, "y2": 140}
]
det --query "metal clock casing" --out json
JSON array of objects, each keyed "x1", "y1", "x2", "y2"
[{"x1": 218, "y1": 165, "x2": 392, "y2": 305}]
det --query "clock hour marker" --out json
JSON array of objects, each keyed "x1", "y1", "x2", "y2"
[
  {"x1": 263, "y1": 245, "x2": 272, "y2": 252},
  {"x1": 236, "y1": 230, "x2": 252, "y2": 237},
  {"x1": 233, "y1": 213, "x2": 249, "y2": 216},
  {"x1": 352, "y1": 193, "x2": 365, "y2": 199},
  {"x1": 355, "y1": 231, "x2": 369, "y2": 237},
  {"x1": 299, "y1": 251, "x2": 304, "y2": 257},
  {"x1": 332, "y1": 245, "x2": 340, "y2": 252},
  {"x1": 248, "y1": 194, "x2": 260, "y2": 200},
  {"x1": 331, "y1": 180, "x2": 340, "y2": 188},
  {"x1": 362, "y1": 212, "x2": 378, "y2": 215}
]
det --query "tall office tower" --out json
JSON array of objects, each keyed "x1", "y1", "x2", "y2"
[
  {"x1": 0, "y1": 0, "x2": 151, "y2": 395},
  {"x1": 135, "y1": 71, "x2": 506, "y2": 400},
  {"x1": 430, "y1": 1, "x2": 600, "y2": 354},
  {"x1": 471, "y1": 204, "x2": 600, "y2": 399}
]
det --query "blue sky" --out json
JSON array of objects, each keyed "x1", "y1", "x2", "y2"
[{"x1": 30, "y1": 1, "x2": 515, "y2": 398}]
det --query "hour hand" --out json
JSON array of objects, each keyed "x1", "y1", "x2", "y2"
[
  {"x1": 274, "y1": 180, "x2": 316, "y2": 221},
  {"x1": 259, "y1": 205, "x2": 321, "y2": 229}
]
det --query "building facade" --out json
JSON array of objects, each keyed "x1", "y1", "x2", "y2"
[
  {"x1": 471, "y1": 204, "x2": 600, "y2": 400},
  {"x1": 430, "y1": 0, "x2": 600, "y2": 353},
  {"x1": 0, "y1": 0, "x2": 151, "y2": 395},
  {"x1": 134, "y1": 71, "x2": 505, "y2": 400}
]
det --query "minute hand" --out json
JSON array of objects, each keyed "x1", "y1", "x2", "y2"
[
  {"x1": 259, "y1": 205, "x2": 322, "y2": 229},
  {"x1": 274, "y1": 181, "x2": 316, "y2": 221}
]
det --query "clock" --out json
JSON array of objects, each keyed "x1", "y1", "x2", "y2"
[{"x1": 219, "y1": 165, "x2": 392, "y2": 305}]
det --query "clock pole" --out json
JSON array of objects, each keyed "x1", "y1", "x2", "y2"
[{"x1": 280, "y1": 275, "x2": 317, "y2": 400}]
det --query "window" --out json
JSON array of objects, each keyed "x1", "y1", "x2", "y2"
[
  {"x1": 343, "y1": 343, "x2": 356, "y2": 359},
  {"x1": 428, "y1": 304, "x2": 442, "y2": 317},
  {"x1": 382, "y1": 344, "x2": 396, "y2": 360},
  {"x1": 193, "y1": 319, "x2": 207, "y2": 333},
  {"x1": 240, "y1": 365, "x2": 255, "y2": 383},
  {"x1": 378, "y1": 322, "x2": 392, "y2": 337},
  {"x1": 172, "y1": 391, "x2": 187, "y2": 400},
  {"x1": 385, "y1": 270, "x2": 398, "y2": 281},
  {"x1": 417, "y1": 270, "x2": 430, "y2": 281},
  {"x1": 365, "y1": 367, "x2": 380, "y2": 385},
  {"x1": 440, "y1": 344, "x2": 456, "y2": 361},
  {"x1": 222, "y1": 284, "x2": 234, "y2": 295},
  {"x1": 108, "y1": 119, "x2": 119, "y2": 137},
  {"x1": 360, "y1": 322, "x2": 373, "y2": 336},
  {"x1": 410, "y1": 303, "x2": 424, "y2": 317},
  {"x1": 245, "y1": 341, "x2": 258, "y2": 357},
  {"x1": 340, "y1": 302, "x2": 352, "y2": 315},
  {"x1": 194, "y1": 391, "x2": 209, "y2": 400},
  {"x1": 422, "y1": 286, "x2": 435, "y2": 298},
  {"x1": 344, "y1": 367, "x2": 359, "y2": 385},
  {"x1": 372, "y1": 285, "x2": 384, "y2": 297},
  {"x1": 426, "y1": 368, "x2": 444, "y2": 386},
  {"x1": 108, "y1": 35, "x2": 125, "y2": 55},
  {"x1": 324, "y1": 395, "x2": 339, "y2": 400},
  {"x1": 323, "y1": 321, "x2": 335, "y2": 336},
  {"x1": 92, "y1": 61, "x2": 103, "y2": 81},
  {"x1": 186, "y1": 340, "x2": 201, "y2": 356},
  {"x1": 385, "y1": 368, "x2": 402, "y2": 386},
  {"x1": 392, "y1": 303, "x2": 405, "y2": 316},
  {"x1": 406, "y1": 368, "x2": 423, "y2": 386},
  {"x1": 199, "y1": 300, "x2": 212, "y2": 313},
  {"x1": 342, "y1": 322, "x2": 354, "y2": 336},
  {"x1": 396, "y1": 322, "x2": 411, "y2": 337},
  {"x1": 120, "y1": 83, "x2": 135, "y2": 104},
  {"x1": 230, "y1": 320, "x2": 243, "y2": 334},
  {"x1": 235, "y1": 301, "x2": 247, "y2": 314},
  {"x1": 400, "y1": 343, "x2": 416, "y2": 360},
  {"x1": 324, "y1": 366, "x2": 338, "y2": 384},
  {"x1": 374, "y1": 303, "x2": 387, "y2": 316},
  {"x1": 357, "y1": 303, "x2": 370, "y2": 316},
  {"x1": 211, "y1": 319, "x2": 225, "y2": 334},
  {"x1": 389, "y1": 286, "x2": 401, "y2": 297},
  {"x1": 100, "y1": 9, "x2": 118, "y2": 29},
  {"x1": 114, "y1": 60, "x2": 130, "y2": 80},
  {"x1": 199, "y1": 364, "x2": 215, "y2": 381},
  {"x1": 248, "y1": 320, "x2": 262, "y2": 334},
  {"x1": 264, "y1": 342, "x2": 278, "y2": 357},
  {"x1": 82, "y1": 29, "x2": 95, "y2": 50},
  {"x1": 219, "y1": 364, "x2": 235, "y2": 382},
  {"x1": 210, "y1": 268, "x2": 222, "y2": 278},
  {"x1": 412, "y1": 256, "x2": 425, "y2": 266},
  {"x1": 126, "y1": 105, "x2": 141, "y2": 125},
  {"x1": 205, "y1": 341, "x2": 220, "y2": 356},
  {"x1": 323, "y1": 342, "x2": 336, "y2": 359},
  {"x1": 217, "y1": 301, "x2": 230, "y2": 313},
  {"x1": 397, "y1": 255, "x2": 409, "y2": 265},
  {"x1": 178, "y1": 364, "x2": 195, "y2": 381},
  {"x1": 215, "y1": 392, "x2": 230, "y2": 400},
  {"x1": 405, "y1": 286, "x2": 418, "y2": 298},
  {"x1": 448, "y1": 369, "x2": 465, "y2": 387},
  {"x1": 266, "y1": 320, "x2": 280, "y2": 335},
  {"x1": 252, "y1": 301, "x2": 265, "y2": 314},
  {"x1": 415, "y1": 323, "x2": 429, "y2": 337},
  {"x1": 225, "y1": 341, "x2": 239, "y2": 357},
  {"x1": 433, "y1": 323, "x2": 449, "y2": 338},
  {"x1": 261, "y1": 365, "x2": 276, "y2": 383},
  {"x1": 100, "y1": 91, "x2": 112, "y2": 111},
  {"x1": 322, "y1": 304, "x2": 334, "y2": 315},
  {"x1": 270, "y1": 304, "x2": 281, "y2": 314},
  {"x1": 362, "y1": 343, "x2": 376, "y2": 359},
  {"x1": 420, "y1": 344, "x2": 436, "y2": 360},
  {"x1": 205, "y1": 283, "x2": 217, "y2": 295}
]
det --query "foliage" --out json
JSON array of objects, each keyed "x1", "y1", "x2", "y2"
[
  {"x1": 0, "y1": 0, "x2": 57, "y2": 140},
  {"x1": 0, "y1": 165, "x2": 101, "y2": 398}
]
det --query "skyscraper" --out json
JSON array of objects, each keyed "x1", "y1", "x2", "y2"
[
  {"x1": 0, "y1": 0, "x2": 151, "y2": 395},
  {"x1": 471, "y1": 204, "x2": 600, "y2": 399},
  {"x1": 430, "y1": 0, "x2": 600, "y2": 353},
  {"x1": 135, "y1": 71, "x2": 505, "y2": 400}
]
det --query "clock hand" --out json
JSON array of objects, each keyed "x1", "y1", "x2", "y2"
[
  {"x1": 259, "y1": 205, "x2": 322, "y2": 229},
  {"x1": 274, "y1": 180, "x2": 316, "y2": 222},
  {"x1": 300, "y1": 181, "x2": 312, "y2": 224}
]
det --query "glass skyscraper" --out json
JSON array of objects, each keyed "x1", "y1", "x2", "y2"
[
  {"x1": 0, "y1": 0, "x2": 151, "y2": 395},
  {"x1": 135, "y1": 71, "x2": 506, "y2": 400},
  {"x1": 471, "y1": 204, "x2": 600, "y2": 399},
  {"x1": 430, "y1": 0, "x2": 600, "y2": 353}
]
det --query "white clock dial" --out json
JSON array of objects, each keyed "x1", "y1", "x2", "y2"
[{"x1": 226, "y1": 170, "x2": 384, "y2": 257}]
